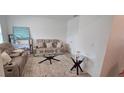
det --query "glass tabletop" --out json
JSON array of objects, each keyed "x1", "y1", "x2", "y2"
[
  {"x1": 43, "y1": 53, "x2": 56, "y2": 57},
  {"x1": 71, "y1": 54, "x2": 85, "y2": 61}
]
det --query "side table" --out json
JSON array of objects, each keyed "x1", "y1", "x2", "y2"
[
  {"x1": 4, "y1": 63, "x2": 19, "y2": 77},
  {"x1": 70, "y1": 57, "x2": 85, "y2": 75}
]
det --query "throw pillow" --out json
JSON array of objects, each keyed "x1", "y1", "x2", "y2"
[
  {"x1": 1, "y1": 51, "x2": 12, "y2": 65},
  {"x1": 57, "y1": 42, "x2": 62, "y2": 48},
  {"x1": 37, "y1": 42, "x2": 44, "y2": 48},
  {"x1": 46, "y1": 42, "x2": 53, "y2": 48}
]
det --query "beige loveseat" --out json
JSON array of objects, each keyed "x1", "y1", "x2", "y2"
[
  {"x1": 33, "y1": 39, "x2": 69, "y2": 56},
  {"x1": 0, "y1": 43, "x2": 28, "y2": 77}
]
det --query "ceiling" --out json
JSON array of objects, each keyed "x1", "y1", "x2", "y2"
[
  {"x1": 40, "y1": 15, "x2": 74, "y2": 22},
  {"x1": 7, "y1": 15, "x2": 76, "y2": 22}
]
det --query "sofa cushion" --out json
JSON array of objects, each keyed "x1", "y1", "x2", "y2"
[
  {"x1": 10, "y1": 52, "x2": 21, "y2": 58},
  {"x1": 44, "y1": 48, "x2": 55, "y2": 53},
  {"x1": 0, "y1": 43, "x2": 14, "y2": 54},
  {"x1": 1, "y1": 51, "x2": 12, "y2": 65},
  {"x1": 37, "y1": 42, "x2": 44, "y2": 48},
  {"x1": 46, "y1": 42, "x2": 53, "y2": 48},
  {"x1": 52, "y1": 42, "x2": 57, "y2": 48},
  {"x1": 12, "y1": 49, "x2": 24, "y2": 53}
]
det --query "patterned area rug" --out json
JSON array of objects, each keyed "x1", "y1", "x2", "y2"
[{"x1": 22, "y1": 54, "x2": 90, "y2": 77}]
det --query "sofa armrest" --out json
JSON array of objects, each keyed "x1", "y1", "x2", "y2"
[
  {"x1": 62, "y1": 43, "x2": 70, "y2": 53},
  {"x1": 21, "y1": 51, "x2": 28, "y2": 56}
]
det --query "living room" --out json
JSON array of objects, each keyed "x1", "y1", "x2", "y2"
[
  {"x1": 0, "y1": 15, "x2": 123, "y2": 77},
  {"x1": 1, "y1": 0, "x2": 124, "y2": 93}
]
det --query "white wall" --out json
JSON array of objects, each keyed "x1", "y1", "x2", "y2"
[
  {"x1": 67, "y1": 16, "x2": 112, "y2": 76},
  {"x1": 7, "y1": 16, "x2": 67, "y2": 42},
  {"x1": 67, "y1": 17, "x2": 79, "y2": 54},
  {"x1": 0, "y1": 16, "x2": 8, "y2": 42}
]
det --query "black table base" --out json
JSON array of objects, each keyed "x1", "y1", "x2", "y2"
[
  {"x1": 70, "y1": 57, "x2": 85, "y2": 75},
  {"x1": 38, "y1": 56, "x2": 60, "y2": 64}
]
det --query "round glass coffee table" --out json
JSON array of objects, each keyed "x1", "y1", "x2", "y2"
[{"x1": 38, "y1": 53, "x2": 60, "y2": 64}]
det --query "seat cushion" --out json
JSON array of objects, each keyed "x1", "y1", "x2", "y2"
[
  {"x1": 12, "y1": 56, "x2": 26, "y2": 75},
  {"x1": 12, "y1": 49, "x2": 24, "y2": 53},
  {"x1": 10, "y1": 52, "x2": 21, "y2": 58}
]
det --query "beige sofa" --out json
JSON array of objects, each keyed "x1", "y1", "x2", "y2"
[
  {"x1": 0, "y1": 43, "x2": 28, "y2": 77},
  {"x1": 33, "y1": 39, "x2": 69, "y2": 56}
]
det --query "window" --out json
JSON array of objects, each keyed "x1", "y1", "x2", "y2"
[
  {"x1": 13, "y1": 27, "x2": 30, "y2": 40},
  {"x1": 0, "y1": 24, "x2": 3, "y2": 43},
  {"x1": 13, "y1": 26, "x2": 30, "y2": 49}
]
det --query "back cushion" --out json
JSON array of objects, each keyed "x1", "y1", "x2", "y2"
[
  {"x1": 52, "y1": 42, "x2": 57, "y2": 48},
  {"x1": 0, "y1": 43, "x2": 14, "y2": 54},
  {"x1": 36, "y1": 39, "x2": 62, "y2": 48}
]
